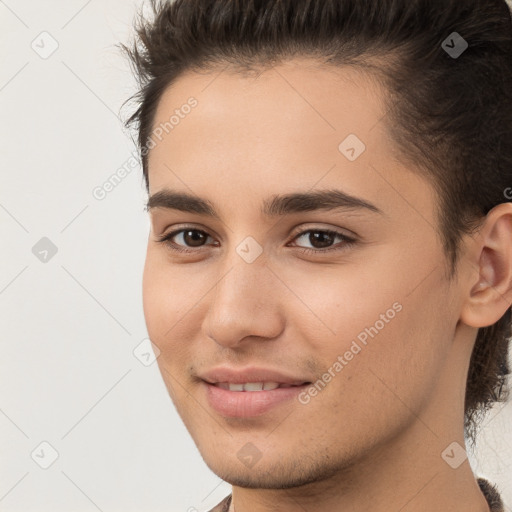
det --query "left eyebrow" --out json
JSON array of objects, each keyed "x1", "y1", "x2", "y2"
[{"x1": 145, "y1": 188, "x2": 384, "y2": 219}]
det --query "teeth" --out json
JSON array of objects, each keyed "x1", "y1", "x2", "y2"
[
  {"x1": 244, "y1": 382, "x2": 264, "y2": 391},
  {"x1": 214, "y1": 382, "x2": 282, "y2": 391}
]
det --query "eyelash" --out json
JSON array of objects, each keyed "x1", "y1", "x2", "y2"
[{"x1": 155, "y1": 226, "x2": 356, "y2": 255}]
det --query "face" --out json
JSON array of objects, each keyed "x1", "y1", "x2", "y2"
[{"x1": 142, "y1": 58, "x2": 464, "y2": 489}]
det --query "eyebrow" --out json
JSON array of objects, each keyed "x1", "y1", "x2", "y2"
[{"x1": 145, "y1": 188, "x2": 383, "y2": 219}]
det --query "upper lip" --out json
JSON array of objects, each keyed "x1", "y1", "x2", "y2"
[{"x1": 199, "y1": 366, "x2": 312, "y2": 385}]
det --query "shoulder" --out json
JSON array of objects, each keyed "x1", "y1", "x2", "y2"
[
  {"x1": 206, "y1": 494, "x2": 232, "y2": 512},
  {"x1": 477, "y1": 477, "x2": 505, "y2": 512},
  {"x1": 204, "y1": 483, "x2": 505, "y2": 512}
]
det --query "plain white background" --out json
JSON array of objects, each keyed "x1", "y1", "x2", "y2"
[{"x1": 1, "y1": 1, "x2": 511, "y2": 511}]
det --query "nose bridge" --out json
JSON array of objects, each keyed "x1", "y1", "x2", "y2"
[{"x1": 203, "y1": 250, "x2": 284, "y2": 346}]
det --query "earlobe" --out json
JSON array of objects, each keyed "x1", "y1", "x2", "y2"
[{"x1": 460, "y1": 203, "x2": 512, "y2": 329}]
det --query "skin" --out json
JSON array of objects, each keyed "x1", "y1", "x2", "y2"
[{"x1": 142, "y1": 57, "x2": 512, "y2": 512}]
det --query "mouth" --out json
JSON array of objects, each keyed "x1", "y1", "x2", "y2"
[
  {"x1": 210, "y1": 381, "x2": 311, "y2": 391},
  {"x1": 202, "y1": 380, "x2": 313, "y2": 417}
]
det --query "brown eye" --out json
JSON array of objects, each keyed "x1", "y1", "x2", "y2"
[
  {"x1": 156, "y1": 228, "x2": 214, "y2": 252},
  {"x1": 305, "y1": 231, "x2": 336, "y2": 249},
  {"x1": 180, "y1": 229, "x2": 208, "y2": 247},
  {"x1": 290, "y1": 229, "x2": 356, "y2": 253}
]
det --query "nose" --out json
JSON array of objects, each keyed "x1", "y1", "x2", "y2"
[{"x1": 202, "y1": 256, "x2": 285, "y2": 348}]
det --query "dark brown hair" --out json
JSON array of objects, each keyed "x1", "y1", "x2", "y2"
[{"x1": 120, "y1": 0, "x2": 512, "y2": 442}]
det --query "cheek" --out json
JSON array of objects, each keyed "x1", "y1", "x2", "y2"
[
  {"x1": 142, "y1": 248, "x2": 194, "y2": 375},
  {"x1": 291, "y1": 293, "x2": 451, "y2": 453},
  {"x1": 142, "y1": 250, "x2": 199, "y2": 408},
  {"x1": 142, "y1": 249, "x2": 167, "y2": 338},
  {"x1": 142, "y1": 248, "x2": 198, "y2": 339},
  {"x1": 142, "y1": 247, "x2": 228, "y2": 383},
  {"x1": 274, "y1": 238, "x2": 447, "y2": 352},
  {"x1": 275, "y1": 254, "x2": 453, "y2": 401},
  {"x1": 318, "y1": 278, "x2": 452, "y2": 426},
  {"x1": 268, "y1": 257, "x2": 406, "y2": 349}
]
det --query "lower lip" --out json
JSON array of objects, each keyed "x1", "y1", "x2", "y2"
[{"x1": 203, "y1": 381, "x2": 310, "y2": 417}]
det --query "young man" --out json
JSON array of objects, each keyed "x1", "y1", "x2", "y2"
[{"x1": 121, "y1": 0, "x2": 512, "y2": 510}]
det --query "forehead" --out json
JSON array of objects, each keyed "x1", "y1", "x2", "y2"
[
  {"x1": 148, "y1": 58, "x2": 387, "y2": 176},
  {"x1": 146, "y1": 58, "x2": 436, "y2": 226}
]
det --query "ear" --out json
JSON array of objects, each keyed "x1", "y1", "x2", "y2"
[{"x1": 460, "y1": 202, "x2": 512, "y2": 328}]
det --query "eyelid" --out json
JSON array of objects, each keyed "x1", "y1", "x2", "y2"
[
  {"x1": 288, "y1": 223, "x2": 357, "y2": 240},
  {"x1": 156, "y1": 223, "x2": 219, "y2": 243}
]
